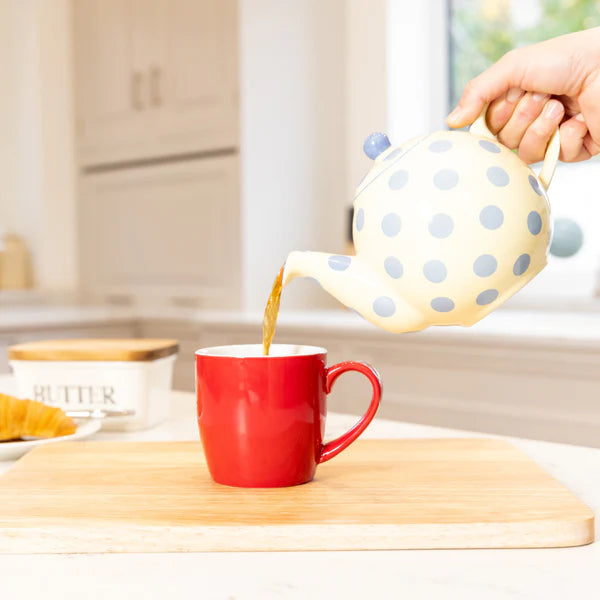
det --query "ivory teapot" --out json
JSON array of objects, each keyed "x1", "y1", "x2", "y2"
[{"x1": 282, "y1": 108, "x2": 560, "y2": 333}]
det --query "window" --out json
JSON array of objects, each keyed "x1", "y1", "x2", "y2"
[{"x1": 448, "y1": 0, "x2": 600, "y2": 306}]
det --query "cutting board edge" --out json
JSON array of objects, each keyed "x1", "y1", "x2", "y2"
[
  {"x1": 0, "y1": 517, "x2": 594, "y2": 554},
  {"x1": 2, "y1": 438, "x2": 594, "y2": 553}
]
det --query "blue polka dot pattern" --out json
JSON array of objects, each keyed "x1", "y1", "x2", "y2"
[
  {"x1": 423, "y1": 260, "x2": 447, "y2": 283},
  {"x1": 351, "y1": 131, "x2": 550, "y2": 326},
  {"x1": 431, "y1": 297, "x2": 454, "y2": 312},
  {"x1": 513, "y1": 254, "x2": 531, "y2": 276},
  {"x1": 433, "y1": 169, "x2": 459, "y2": 190},
  {"x1": 429, "y1": 140, "x2": 452, "y2": 153},
  {"x1": 384, "y1": 147, "x2": 403, "y2": 161},
  {"x1": 384, "y1": 256, "x2": 403, "y2": 279},
  {"x1": 381, "y1": 213, "x2": 402, "y2": 237},
  {"x1": 355, "y1": 208, "x2": 365, "y2": 231},
  {"x1": 328, "y1": 255, "x2": 351, "y2": 271},
  {"x1": 527, "y1": 211, "x2": 542, "y2": 235},
  {"x1": 373, "y1": 296, "x2": 396, "y2": 317},
  {"x1": 429, "y1": 214, "x2": 454, "y2": 238},
  {"x1": 479, "y1": 140, "x2": 501, "y2": 154},
  {"x1": 528, "y1": 175, "x2": 543, "y2": 196},
  {"x1": 480, "y1": 206, "x2": 504, "y2": 230},
  {"x1": 389, "y1": 170, "x2": 409, "y2": 190},
  {"x1": 473, "y1": 254, "x2": 497, "y2": 277},
  {"x1": 476, "y1": 289, "x2": 499, "y2": 305},
  {"x1": 487, "y1": 166, "x2": 509, "y2": 187}
]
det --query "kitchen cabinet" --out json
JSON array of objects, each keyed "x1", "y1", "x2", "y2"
[
  {"x1": 73, "y1": 0, "x2": 238, "y2": 166},
  {"x1": 73, "y1": 0, "x2": 150, "y2": 165},
  {"x1": 78, "y1": 155, "x2": 240, "y2": 309}
]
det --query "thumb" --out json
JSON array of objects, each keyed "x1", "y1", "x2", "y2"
[{"x1": 447, "y1": 50, "x2": 525, "y2": 128}]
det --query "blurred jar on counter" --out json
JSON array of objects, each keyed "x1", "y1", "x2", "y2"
[{"x1": 0, "y1": 232, "x2": 33, "y2": 289}]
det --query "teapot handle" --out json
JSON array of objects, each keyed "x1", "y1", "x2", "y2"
[{"x1": 469, "y1": 103, "x2": 560, "y2": 191}]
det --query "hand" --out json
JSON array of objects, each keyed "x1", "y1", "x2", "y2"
[{"x1": 447, "y1": 28, "x2": 600, "y2": 163}]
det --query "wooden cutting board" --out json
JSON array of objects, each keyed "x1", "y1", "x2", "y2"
[{"x1": 0, "y1": 439, "x2": 593, "y2": 553}]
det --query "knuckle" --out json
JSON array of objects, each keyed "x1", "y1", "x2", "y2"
[
  {"x1": 515, "y1": 104, "x2": 539, "y2": 122},
  {"x1": 463, "y1": 79, "x2": 478, "y2": 98},
  {"x1": 501, "y1": 48, "x2": 519, "y2": 63},
  {"x1": 528, "y1": 124, "x2": 550, "y2": 140},
  {"x1": 464, "y1": 78, "x2": 487, "y2": 105},
  {"x1": 560, "y1": 122, "x2": 580, "y2": 141}
]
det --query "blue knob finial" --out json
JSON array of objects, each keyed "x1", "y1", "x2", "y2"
[{"x1": 363, "y1": 132, "x2": 391, "y2": 159}]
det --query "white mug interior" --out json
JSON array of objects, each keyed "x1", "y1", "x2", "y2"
[{"x1": 195, "y1": 344, "x2": 327, "y2": 358}]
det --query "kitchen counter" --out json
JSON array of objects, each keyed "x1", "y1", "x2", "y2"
[
  {"x1": 4, "y1": 303, "x2": 600, "y2": 448},
  {"x1": 5, "y1": 302, "x2": 600, "y2": 348},
  {"x1": 0, "y1": 304, "x2": 136, "y2": 332},
  {"x1": 1, "y1": 385, "x2": 599, "y2": 600}
]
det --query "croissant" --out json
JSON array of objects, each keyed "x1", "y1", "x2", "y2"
[{"x1": 0, "y1": 394, "x2": 77, "y2": 441}]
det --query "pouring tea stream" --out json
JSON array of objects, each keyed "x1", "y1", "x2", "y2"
[{"x1": 280, "y1": 107, "x2": 560, "y2": 334}]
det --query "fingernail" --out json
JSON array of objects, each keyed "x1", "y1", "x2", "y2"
[
  {"x1": 575, "y1": 113, "x2": 586, "y2": 122},
  {"x1": 506, "y1": 88, "x2": 523, "y2": 103},
  {"x1": 447, "y1": 106, "x2": 462, "y2": 123},
  {"x1": 543, "y1": 101, "x2": 562, "y2": 119},
  {"x1": 532, "y1": 92, "x2": 548, "y2": 102}
]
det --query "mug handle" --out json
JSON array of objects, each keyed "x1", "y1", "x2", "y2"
[
  {"x1": 469, "y1": 103, "x2": 560, "y2": 192},
  {"x1": 318, "y1": 361, "x2": 382, "y2": 464}
]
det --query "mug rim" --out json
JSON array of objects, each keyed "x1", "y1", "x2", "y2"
[{"x1": 195, "y1": 343, "x2": 327, "y2": 358}]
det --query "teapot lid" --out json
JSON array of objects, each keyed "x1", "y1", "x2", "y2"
[{"x1": 363, "y1": 133, "x2": 391, "y2": 159}]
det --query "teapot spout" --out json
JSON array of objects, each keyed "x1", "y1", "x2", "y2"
[{"x1": 283, "y1": 251, "x2": 426, "y2": 332}]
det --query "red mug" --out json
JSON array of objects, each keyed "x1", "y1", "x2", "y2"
[{"x1": 195, "y1": 344, "x2": 382, "y2": 487}]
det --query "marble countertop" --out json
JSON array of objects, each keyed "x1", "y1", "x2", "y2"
[
  {"x1": 1, "y1": 386, "x2": 599, "y2": 600},
  {"x1": 0, "y1": 303, "x2": 135, "y2": 331},
  {"x1": 4, "y1": 302, "x2": 600, "y2": 350}
]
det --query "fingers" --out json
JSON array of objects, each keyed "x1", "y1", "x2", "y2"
[
  {"x1": 447, "y1": 31, "x2": 598, "y2": 130},
  {"x1": 496, "y1": 92, "x2": 550, "y2": 149},
  {"x1": 517, "y1": 99, "x2": 564, "y2": 164},
  {"x1": 560, "y1": 114, "x2": 594, "y2": 162},
  {"x1": 446, "y1": 50, "x2": 524, "y2": 127},
  {"x1": 583, "y1": 130, "x2": 600, "y2": 158},
  {"x1": 487, "y1": 88, "x2": 525, "y2": 134},
  {"x1": 579, "y1": 68, "x2": 600, "y2": 149}
]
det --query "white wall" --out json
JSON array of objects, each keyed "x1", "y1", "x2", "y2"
[
  {"x1": 0, "y1": 0, "x2": 77, "y2": 292},
  {"x1": 239, "y1": 0, "x2": 347, "y2": 311},
  {"x1": 387, "y1": 0, "x2": 449, "y2": 144},
  {"x1": 345, "y1": 0, "x2": 388, "y2": 201}
]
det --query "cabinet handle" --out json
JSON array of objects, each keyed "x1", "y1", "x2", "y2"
[
  {"x1": 150, "y1": 65, "x2": 162, "y2": 107},
  {"x1": 131, "y1": 71, "x2": 144, "y2": 110}
]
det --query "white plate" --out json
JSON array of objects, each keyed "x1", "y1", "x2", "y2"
[{"x1": 0, "y1": 419, "x2": 102, "y2": 462}]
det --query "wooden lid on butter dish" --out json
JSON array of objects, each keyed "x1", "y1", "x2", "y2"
[{"x1": 8, "y1": 339, "x2": 179, "y2": 362}]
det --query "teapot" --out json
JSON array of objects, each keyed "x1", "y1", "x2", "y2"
[{"x1": 282, "y1": 108, "x2": 560, "y2": 333}]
